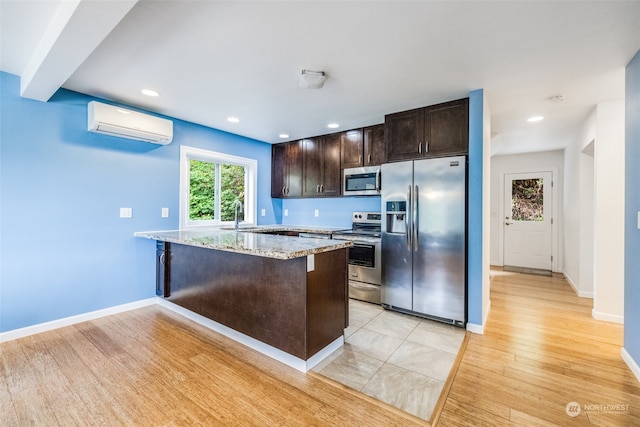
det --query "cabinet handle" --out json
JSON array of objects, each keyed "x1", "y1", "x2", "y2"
[
  {"x1": 358, "y1": 155, "x2": 361, "y2": 164},
  {"x1": 320, "y1": 184, "x2": 324, "y2": 193},
  {"x1": 368, "y1": 154, "x2": 372, "y2": 164},
  {"x1": 286, "y1": 186, "x2": 289, "y2": 195},
  {"x1": 418, "y1": 142, "x2": 422, "y2": 154},
  {"x1": 316, "y1": 184, "x2": 320, "y2": 194},
  {"x1": 282, "y1": 186, "x2": 286, "y2": 196}
]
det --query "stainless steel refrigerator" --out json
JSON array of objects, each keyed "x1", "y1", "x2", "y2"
[{"x1": 381, "y1": 156, "x2": 466, "y2": 326}]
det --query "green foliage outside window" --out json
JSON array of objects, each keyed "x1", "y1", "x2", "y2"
[
  {"x1": 511, "y1": 178, "x2": 544, "y2": 221},
  {"x1": 189, "y1": 160, "x2": 245, "y2": 222}
]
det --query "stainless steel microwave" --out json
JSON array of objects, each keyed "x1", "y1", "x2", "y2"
[{"x1": 343, "y1": 166, "x2": 381, "y2": 196}]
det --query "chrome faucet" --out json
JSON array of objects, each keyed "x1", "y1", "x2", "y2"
[{"x1": 233, "y1": 200, "x2": 243, "y2": 230}]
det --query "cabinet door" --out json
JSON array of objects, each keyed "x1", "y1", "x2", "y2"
[
  {"x1": 302, "y1": 138, "x2": 322, "y2": 196},
  {"x1": 271, "y1": 141, "x2": 303, "y2": 198},
  {"x1": 341, "y1": 129, "x2": 364, "y2": 169},
  {"x1": 424, "y1": 98, "x2": 469, "y2": 156},
  {"x1": 286, "y1": 140, "x2": 303, "y2": 197},
  {"x1": 364, "y1": 124, "x2": 385, "y2": 166},
  {"x1": 385, "y1": 108, "x2": 424, "y2": 162},
  {"x1": 271, "y1": 143, "x2": 287, "y2": 198},
  {"x1": 320, "y1": 133, "x2": 342, "y2": 196}
]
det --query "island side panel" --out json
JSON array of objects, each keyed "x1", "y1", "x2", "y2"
[
  {"x1": 306, "y1": 248, "x2": 349, "y2": 358},
  {"x1": 167, "y1": 243, "x2": 308, "y2": 359}
]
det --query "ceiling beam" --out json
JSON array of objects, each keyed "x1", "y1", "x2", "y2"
[{"x1": 20, "y1": 0, "x2": 138, "y2": 102}]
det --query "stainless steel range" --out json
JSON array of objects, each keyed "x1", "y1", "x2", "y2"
[{"x1": 332, "y1": 212, "x2": 382, "y2": 304}]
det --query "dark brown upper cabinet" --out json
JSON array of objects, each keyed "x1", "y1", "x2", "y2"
[
  {"x1": 385, "y1": 98, "x2": 469, "y2": 162},
  {"x1": 271, "y1": 140, "x2": 302, "y2": 198},
  {"x1": 363, "y1": 124, "x2": 385, "y2": 166},
  {"x1": 302, "y1": 133, "x2": 341, "y2": 197},
  {"x1": 340, "y1": 129, "x2": 364, "y2": 169},
  {"x1": 341, "y1": 125, "x2": 385, "y2": 169}
]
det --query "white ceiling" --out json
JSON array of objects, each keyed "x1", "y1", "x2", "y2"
[{"x1": 2, "y1": 1, "x2": 639, "y2": 156}]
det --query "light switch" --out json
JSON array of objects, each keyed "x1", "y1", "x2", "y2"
[
  {"x1": 284, "y1": 209, "x2": 289, "y2": 217},
  {"x1": 120, "y1": 207, "x2": 132, "y2": 218},
  {"x1": 637, "y1": 211, "x2": 640, "y2": 229},
  {"x1": 261, "y1": 208, "x2": 266, "y2": 217},
  {"x1": 161, "y1": 207, "x2": 169, "y2": 218},
  {"x1": 314, "y1": 209, "x2": 319, "y2": 217}
]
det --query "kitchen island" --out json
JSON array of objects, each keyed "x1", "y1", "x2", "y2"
[{"x1": 135, "y1": 227, "x2": 351, "y2": 371}]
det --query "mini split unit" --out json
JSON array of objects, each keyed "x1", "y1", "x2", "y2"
[{"x1": 87, "y1": 101, "x2": 173, "y2": 145}]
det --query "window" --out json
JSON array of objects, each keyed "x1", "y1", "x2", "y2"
[
  {"x1": 511, "y1": 178, "x2": 544, "y2": 221},
  {"x1": 180, "y1": 146, "x2": 257, "y2": 229}
]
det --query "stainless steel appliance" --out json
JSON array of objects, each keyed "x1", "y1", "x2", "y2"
[
  {"x1": 343, "y1": 166, "x2": 381, "y2": 196},
  {"x1": 332, "y1": 212, "x2": 382, "y2": 304},
  {"x1": 381, "y1": 156, "x2": 466, "y2": 326}
]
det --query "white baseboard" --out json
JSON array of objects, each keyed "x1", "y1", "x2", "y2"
[
  {"x1": 0, "y1": 296, "x2": 344, "y2": 373},
  {"x1": 158, "y1": 298, "x2": 342, "y2": 372},
  {"x1": 592, "y1": 309, "x2": 624, "y2": 324},
  {"x1": 467, "y1": 300, "x2": 491, "y2": 335},
  {"x1": 0, "y1": 298, "x2": 157, "y2": 343},
  {"x1": 621, "y1": 348, "x2": 640, "y2": 383},
  {"x1": 562, "y1": 272, "x2": 594, "y2": 298}
]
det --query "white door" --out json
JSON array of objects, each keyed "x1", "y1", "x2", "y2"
[{"x1": 503, "y1": 172, "x2": 553, "y2": 271}]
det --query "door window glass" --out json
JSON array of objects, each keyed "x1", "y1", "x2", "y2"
[{"x1": 511, "y1": 178, "x2": 543, "y2": 221}]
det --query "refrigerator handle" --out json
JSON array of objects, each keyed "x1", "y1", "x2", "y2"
[
  {"x1": 375, "y1": 168, "x2": 381, "y2": 192},
  {"x1": 406, "y1": 185, "x2": 412, "y2": 250},
  {"x1": 414, "y1": 185, "x2": 419, "y2": 251}
]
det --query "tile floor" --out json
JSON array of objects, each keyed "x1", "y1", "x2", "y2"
[{"x1": 312, "y1": 299, "x2": 466, "y2": 420}]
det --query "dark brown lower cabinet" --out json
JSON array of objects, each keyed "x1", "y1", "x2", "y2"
[{"x1": 165, "y1": 243, "x2": 348, "y2": 360}]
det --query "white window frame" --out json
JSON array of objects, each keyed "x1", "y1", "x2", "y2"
[{"x1": 179, "y1": 145, "x2": 257, "y2": 229}]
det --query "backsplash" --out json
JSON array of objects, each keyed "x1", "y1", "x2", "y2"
[{"x1": 281, "y1": 196, "x2": 381, "y2": 228}]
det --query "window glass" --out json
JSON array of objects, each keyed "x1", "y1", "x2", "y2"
[
  {"x1": 180, "y1": 146, "x2": 256, "y2": 228},
  {"x1": 511, "y1": 178, "x2": 543, "y2": 221}
]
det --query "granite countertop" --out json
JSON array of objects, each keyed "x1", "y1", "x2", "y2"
[{"x1": 134, "y1": 226, "x2": 352, "y2": 260}]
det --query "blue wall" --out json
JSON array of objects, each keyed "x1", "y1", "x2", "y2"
[
  {"x1": 625, "y1": 51, "x2": 640, "y2": 368},
  {"x1": 467, "y1": 89, "x2": 484, "y2": 326},
  {"x1": 282, "y1": 197, "x2": 381, "y2": 228},
  {"x1": 0, "y1": 72, "x2": 276, "y2": 332}
]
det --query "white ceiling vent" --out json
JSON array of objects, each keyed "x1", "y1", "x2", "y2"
[{"x1": 87, "y1": 101, "x2": 173, "y2": 145}]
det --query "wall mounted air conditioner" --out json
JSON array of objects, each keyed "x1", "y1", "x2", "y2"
[{"x1": 87, "y1": 101, "x2": 173, "y2": 145}]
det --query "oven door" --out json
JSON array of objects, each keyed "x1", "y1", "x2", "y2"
[{"x1": 347, "y1": 240, "x2": 382, "y2": 286}]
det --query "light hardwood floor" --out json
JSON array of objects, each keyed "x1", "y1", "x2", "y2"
[
  {"x1": 0, "y1": 305, "x2": 427, "y2": 426},
  {"x1": 1, "y1": 269, "x2": 638, "y2": 426},
  {"x1": 438, "y1": 268, "x2": 640, "y2": 426}
]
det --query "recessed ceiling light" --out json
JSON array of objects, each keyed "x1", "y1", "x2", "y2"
[
  {"x1": 279, "y1": 133, "x2": 289, "y2": 139},
  {"x1": 328, "y1": 123, "x2": 339, "y2": 129},
  {"x1": 227, "y1": 117, "x2": 240, "y2": 123},
  {"x1": 140, "y1": 89, "x2": 159, "y2": 97},
  {"x1": 527, "y1": 116, "x2": 544, "y2": 122}
]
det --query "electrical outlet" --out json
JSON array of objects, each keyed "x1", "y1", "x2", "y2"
[
  {"x1": 314, "y1": 209, "x2": 319, "y2": 217},
  {"x1": 120, "y1": 207, "x2": 132, "y2": 218},
  {"x1": 261, "y1": 208, "x2": 266, "y2": 217},
  {"x1": 161, "y1": 207, "x2": 169, "y2": 218}
]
